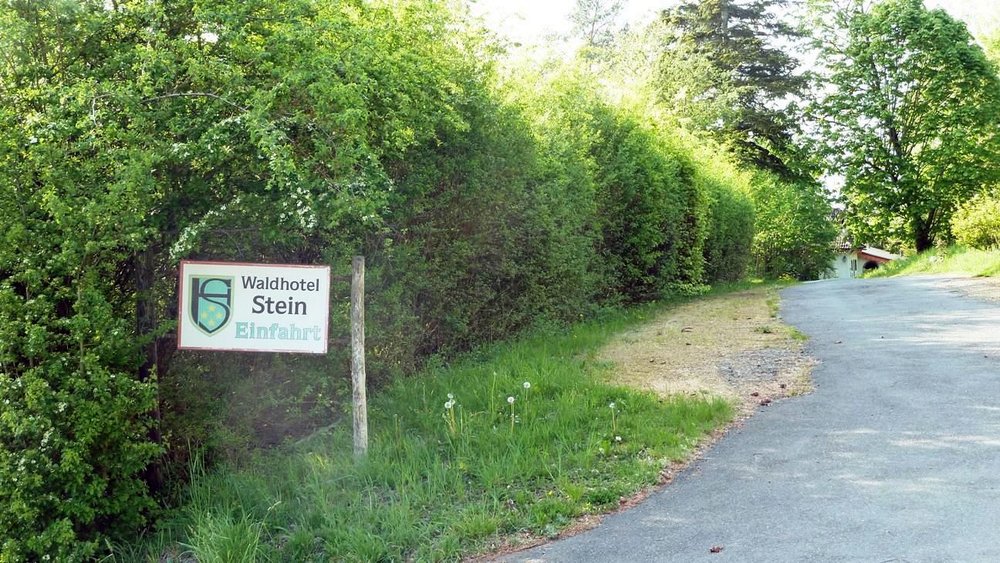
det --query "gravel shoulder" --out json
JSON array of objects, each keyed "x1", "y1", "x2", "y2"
[
  {"x1": 927, "y1": 273, "x2": 1000, "y2": 302},
  {"x1": 598, "y1": 286, "x2": 815, "y2": 416}
]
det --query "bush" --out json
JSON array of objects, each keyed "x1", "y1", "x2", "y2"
[
  {"x1": 952, "y1": 191, "x2": 1000, "y2": 249},
  {"x1": 588, "y1": 106, "x2": 708, "y2": 301},
  {"x1": 750, "y1": 175, "x2": 837, "y2": 280},
  {"x1": 703, "y1": 180, "x2": 755, "y2": 282},
  {"x1": 684, "y1": 137, "x2": 756, "y2": 283}
]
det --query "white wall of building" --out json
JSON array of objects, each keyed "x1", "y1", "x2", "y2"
[{"x1": 829, "y1": 252, "x2": 860, "y2": 279}]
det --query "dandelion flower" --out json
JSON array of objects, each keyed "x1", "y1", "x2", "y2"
[
  {"x1": 609, "y1": 402, "x2": 616, "y2": 410},
  {"x1": 523, "y1": 381, "x2": 531, "y2": 389},
  {"x1": 447, "y1": 393, "x2": 454, "y2": 400},
  {"x1": 507, "y1": 396, "x2": 515, "y2": 404},
  {"x1": 615, "y1": 436, "x2": 622, "y2": 442}
]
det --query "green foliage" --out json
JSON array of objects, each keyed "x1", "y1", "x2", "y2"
[
  {"x1": 509, "y1": 71, "x2": 739, "y2": 302},
  {"x1": 869, "y1": 245, "x2": 1000, "y2": 278},
  {"x1": 686, "y1": 139, "x2": 756, "y2": 282},
  {"x1": 589, "y1": 106, "x2": 709, "y2": 300},
  {"x1": 703, "y1": 180, "x2": 755, "y2": 283},
  {"x1": 952, "y1": 191, "x2": 1000, "y2": 250},
  {"x1": 749, "y1": 175, "x2": 837, "y2": 280},
  {"x1": 812, "y1": 0, "x2": 1000, "y2": 251},
  {"x1": 0, "y1": 0, "x2": 493, "y2": 554}
]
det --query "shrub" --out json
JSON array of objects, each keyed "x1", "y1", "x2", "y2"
[
  {"x1": 952, "y1": 191, "x2": 1000, "y2": 249},
  {"x1": 703, "y1": 180, "x2": 755, "y2": 282},
  {"x1": 750, "y1": 175, "x2": 837, "y2": 280},
  {"x1": 588, "y1": 106, "x2": 708, "y2": 301}
]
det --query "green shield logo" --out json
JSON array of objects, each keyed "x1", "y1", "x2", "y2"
[{"x1": 190, "y1": 276, "x2": 233, "y2": 335}]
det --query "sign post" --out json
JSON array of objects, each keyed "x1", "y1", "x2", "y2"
[
  {"x1": 351, "y1": 256, "x2": 368, "y2": 457},
  {"x1": 178, "y1": 259, "x2": 367, "y2": 457}
]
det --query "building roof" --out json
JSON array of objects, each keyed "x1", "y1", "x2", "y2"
[{"x1": 858, "y1": 246, "x2": 899, "y2": 261}]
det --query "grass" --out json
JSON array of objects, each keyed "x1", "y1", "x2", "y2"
[
  {"x1": 869, "y1": 245, "x2": 1000, "y2": 278},
  {"x1": 119, "y1": 295, "x2": 740, "y2": 562}
]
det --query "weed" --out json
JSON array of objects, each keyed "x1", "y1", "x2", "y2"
[
  {"x1": 788, "y1": 327, "x2": 809, "y2": 341},
  {"x1": 443, "y1": 393, "x2": 458, "y2": 436},
  {"x1": 507, "y1": 395, "x2": 516, "y2": 431}
]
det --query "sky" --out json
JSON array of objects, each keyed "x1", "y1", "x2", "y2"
[{"x1": 468, "y1": 0, "x2": 1000, "y2": 47}]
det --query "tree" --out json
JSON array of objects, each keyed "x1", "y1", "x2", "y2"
[
  {"x1": 749, "y1": 174, "x2": 837, "y2": 279},
  {"x1": 569, "y1": 0, "x2": 629, "y2": 72},
  {"x1": 812, "y1": 0, "x2": 1000, "y2": 251},
  {"x1": 571, "y1": 0, "x2": 625, "y2": 50},
  {"x1": 658, "y1": 0, "x2": 809, "y2": 177}
]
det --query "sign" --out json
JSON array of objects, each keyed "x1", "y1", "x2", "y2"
[{"x1": 178, "y1": 261, "x2": 331, "y2": 354}]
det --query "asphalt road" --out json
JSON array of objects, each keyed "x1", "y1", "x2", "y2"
[{"x1": 504, "y1": 276, "x2": 1000, "y2": 562}]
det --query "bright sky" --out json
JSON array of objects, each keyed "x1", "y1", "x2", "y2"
[{"x1": 468, "y1": 0, "x2": 1000, "y2": 47}]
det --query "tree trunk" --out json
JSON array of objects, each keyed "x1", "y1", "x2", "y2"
[{"x1": 913, "y1": 209, "x2": 937, "y2": 253}]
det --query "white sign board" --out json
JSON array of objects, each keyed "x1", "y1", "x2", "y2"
[{"x1": 178, "y1": 261, "x2": 331, "y2": 354}]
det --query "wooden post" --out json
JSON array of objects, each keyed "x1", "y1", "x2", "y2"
[{"x1": 351, "y1": 256, "x2": 368, "y2": 457}]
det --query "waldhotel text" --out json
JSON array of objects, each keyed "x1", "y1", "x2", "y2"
[{"x1": 236, "y1": 275, "x2": 323, "y2": 341}]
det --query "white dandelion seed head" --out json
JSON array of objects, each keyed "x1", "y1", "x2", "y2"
[
  {"x1": 609, "y1": 402, "x2": 616, "y2": 410},
  {"x1": 447, "y1": 393, "x2": 454, "y2": 400},
  {"x1": 615, "y1": 436, "x2": 622, "y2": 442},
  {"x1": 523, "y1": 381, "x2": 531, "y2": 389},
  {"x1": 507, "y1": 396, "x2": 515, "y2": 404}
]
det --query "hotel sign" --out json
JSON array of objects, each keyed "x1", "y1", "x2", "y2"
[{"x1": 178, "y1": 261, "x2": 331, "y2": 354}]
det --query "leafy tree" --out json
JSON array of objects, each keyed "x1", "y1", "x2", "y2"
[
  {"x1": 986, "y1": 31, "x2": 1000, "y2": 64},
  {"x1": 571, "y1": 0, "x2": 626, "y2": 49},
  {"x1": 655, "y1": 36, "x2": 742, "y2": 133},
  {"x1": 569, "y1": 0, "x2": 630, "y2": 73},
  {"x1": 749, "y1": 174, "x2": 837, "y2": 279},
  {"x1": 658, "y1": 0, "x2": 809, "y2": 177},
  {"x1": 812, "y1": 0, "x2": 1000, "y2": 251}
]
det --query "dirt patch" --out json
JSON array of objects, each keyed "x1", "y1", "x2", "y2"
[
  {"x1": 600, "y1": 287, "x2": 814, "y2": 416},
  {"x1": 934, "y1": 275, "x2": 1000, "y2": 303}
]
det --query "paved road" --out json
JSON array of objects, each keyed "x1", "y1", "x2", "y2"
[{"x1": 505, "y1": 276, "x2": 1000, "y2": 562}]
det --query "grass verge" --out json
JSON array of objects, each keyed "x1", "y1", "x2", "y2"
[
  {"x1": 870, "y1": 246, "x2": 1000, "y2": 278},
  {"x1": 120, "y1": 298, "x2": 738, "y2": 562}
]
